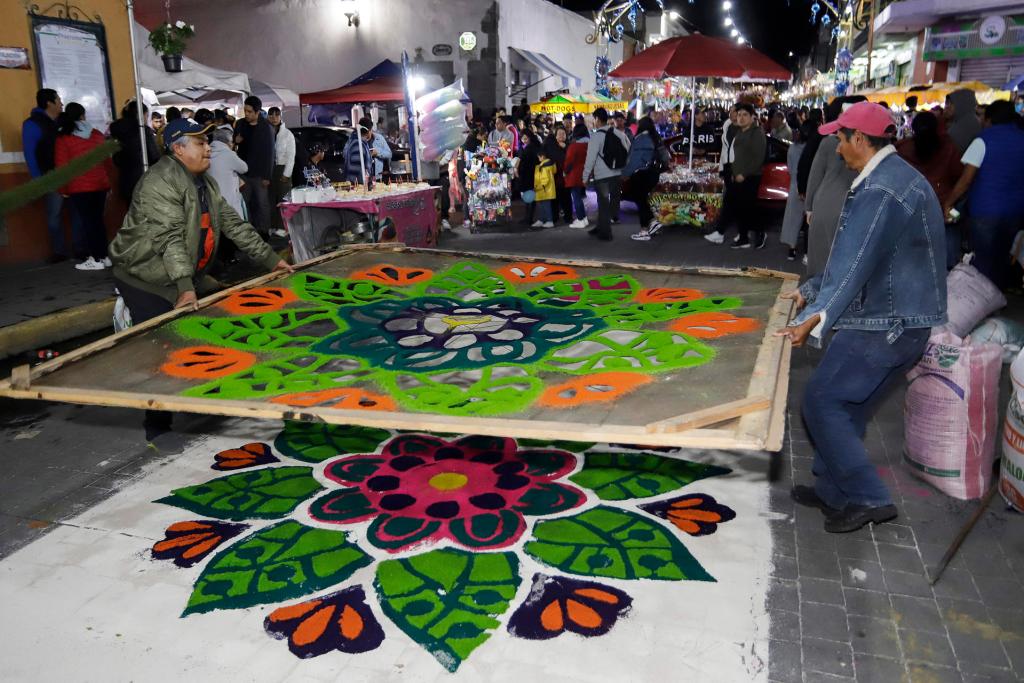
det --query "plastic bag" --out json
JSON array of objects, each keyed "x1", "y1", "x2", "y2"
[
  {"x1": 903, "y1": 330, "x2": 1002, "y2": 499},
  {"x1": 969, "y1": 317, "x2": 1024, "y2": 363},
  {"x1": 415, "y1": 79, "x2": 465, "y2": 116},
  {"x1": 421, "y1": 99, "x2": 466, "y2": 128},
  {"x1": 941, "y1": 258, "x2": 1006, "y2": 337}
]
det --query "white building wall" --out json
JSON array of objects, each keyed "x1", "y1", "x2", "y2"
[{"x1": 135, "y1": 0, "x2": 616, "y2": 112}]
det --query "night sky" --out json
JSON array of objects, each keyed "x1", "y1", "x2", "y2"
[{"x1": 549, "y1": 0, "x2": 821, "y2": 67}]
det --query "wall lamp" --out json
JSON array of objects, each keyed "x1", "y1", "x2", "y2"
[{"x1": 339, "y1": 0, "x2": 360, "y2": 27}]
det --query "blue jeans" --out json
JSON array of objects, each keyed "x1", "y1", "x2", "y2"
[
  {"x1": 570, "y1": 187, "x2": 587, "y2": 220},
  {"x1": 536, "y1": 199, "x2": 553, "y2": 223},
  {"x1": 969, "y1": 215, "x2": 1022, "y2": 289},
  {"x1": 802, "y1": 328, "x2": 930, "y2": 509},
  {"x1": 44, "y1": 191, "x2": 84, "y2": 258}
]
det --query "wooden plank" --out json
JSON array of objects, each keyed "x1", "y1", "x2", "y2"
[
  {"x1": 644, "y1": 395, "x2": 771, "y2": 434},
  {"x1": 0, "y1": 245, "x2": 381, "y2": 389},
  {"x1": 0, "y1": 246, "x2": 794, "y2": 453},
  {"x1": 735, "y1": 278, "x2": 798, "y2": 450},
  {"x1": 0, "y1": 384, "x2": 760, "y2": 451},
  {"x1": 11, "y1": 364, "x2": 30, "y2": 390},
  {"x1": 763, "y1": 333, "x2": 793, "y2": 453}
]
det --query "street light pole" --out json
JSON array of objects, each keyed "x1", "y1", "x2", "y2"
[{"x1": 125, "y1": 0, "x2": 149, "y2": 171}]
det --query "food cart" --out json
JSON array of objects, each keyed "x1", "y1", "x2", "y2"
[
  {"x1": 650, "y1": 163, "x2": 725, "y2": 229},
  {"x1": 464, "y1": 145, "x2": 514, "y2": 229}
]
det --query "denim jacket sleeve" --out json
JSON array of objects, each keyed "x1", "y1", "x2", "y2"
[{"x1": 793, "y1": 186, "x2": 905, "y2": 327}]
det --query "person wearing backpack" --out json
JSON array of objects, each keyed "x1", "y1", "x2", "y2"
[
  {"x1": 582, "y1": 107, "x2": 631, "y2": 241},
  {"x1": 624, "y1": 117, "x2": 671, "y2": 241}
]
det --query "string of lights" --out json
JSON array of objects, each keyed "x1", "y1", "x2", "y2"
[{"x1": 719, "y1": 0, "x2": 747, "y2": 46}]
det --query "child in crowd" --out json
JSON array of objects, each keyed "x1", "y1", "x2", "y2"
[{"x1": 532, "y1": 148, "x2": 557, "y2": 229}]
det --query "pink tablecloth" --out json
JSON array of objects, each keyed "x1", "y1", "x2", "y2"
[{"x1": 279, "y1": 187, "x2": 439, "y2": 257}]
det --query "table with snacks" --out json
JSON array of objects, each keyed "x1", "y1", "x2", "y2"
[
  {"x1": 279, "y1": 182, "x2": 439, "y2": 262},
  {"x1": 650, "y1": 163, "x2": 725, "y2": 230}
]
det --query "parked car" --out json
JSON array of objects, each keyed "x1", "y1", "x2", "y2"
[
  {"x1": 291, "y1": 125, "x2": 351, "y2": 182},
  {"x1": 663, "y1": 132, "x2": 791, "y2": 204}
]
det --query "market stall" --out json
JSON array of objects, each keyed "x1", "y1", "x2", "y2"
[
  {"x1": 529, "y1": 92, "x2": 629, "y2": 115},
  {"x1": 858, "y1": 81, "x2": 1011, "y2": 107},
  {"x1": 279, "y1": 183, "x2": 439, "y2": 262},
  {"x1": 649, "y1": 163, "x2": 725, "y2": 229},
  {"x1": 463, "y1": 144, "x2": 515, "y2": 229}
]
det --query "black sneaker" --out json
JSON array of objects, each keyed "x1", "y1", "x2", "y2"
[
  {"x1": 824, "y1": 504, "x2": 898, "y2": 533},
  {"x1": 787, "y1": 248, "x2": 797, "y2": 261},
  {"x1": 755, "y1": 233, "x2": 768, "y2": 250},
  {"x1": 790, "y1": 485, "x2": 839, "y2": 513},
  {"x1": 587, "y1": 229, "x2": 613, "y2": 241},
  {"x1": 731, "y1": 240, "x2": 751, "y2": 249}
]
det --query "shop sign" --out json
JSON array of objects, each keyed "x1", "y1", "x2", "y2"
[
  {"x1": 459, "y1": 32, "x2": 477, "y2": 51},
  {"x1": 432, "y1": 44, "x2": 452, "y2": 57},
  {"x1": 924, "y1": 15, "x2": 1024, "y2": 61},
  {"x1": 0, "y1": 47, "x2": 30, "y2": 69}
]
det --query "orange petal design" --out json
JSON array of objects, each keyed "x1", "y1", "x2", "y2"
[
  {"x1": 536, "y1": 372, "x2": 653, "y2": 408},
  {"x1": 268, "y1": 600, "x2": 323, "y2": 624},
  {"x1": 540, "y1": 601, "x2": 565, "y2": 632},
  {"x1": 669, "y1": 311, "x2": 761, "y2": 339},
  {"x1": 634, "y1": 287, "x2": 705, "y2": 303},
  {"x1": 217, "y1": 287, "x2": 298, "y2": 315},
  {"x1": 161, "y1": 346, "x2": 257, "y2": 380},
  {"x1": 665, "y1": 517, "x2": 702, "y2": 534},
  {"x1": 496, "y1": 261, "x2": 580, "y2": 283},
  {"x1": 166, "y1": 521, "x2": 213, "y2": 533},
  {"x1": 668, "y1": 509, "x2": 724, "y2": 523},
  {"x1": 573, "y1": 588, "x2": 620, "y2": 604},
  {"x1": 292, "y1": 606, "x2": 336, "y2": 647},
  {"x1": 338, "y1": 604, "x2": 364, "y2": 640},
  {"x1": 565, "y1": 599, "x2": 603, "y2": 629},
  {"x1": 350, "y1": 264, "x2": 433, "y2": 286},
  {"x1": 269, "y1": 388, "x2": 397, "y2": 410},
  {"x1": 180, "y1": 536, "x2": 222, "y2": 559},
  {"x1": 152, "y1": 532, "x2": 215, "y2": 553}
]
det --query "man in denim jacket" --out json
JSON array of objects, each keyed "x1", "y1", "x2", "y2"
[{"x1": 777, "y1": 102, "x2": 947, "y2": 533}]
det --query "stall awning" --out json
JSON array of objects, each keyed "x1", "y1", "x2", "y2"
[
  {"x1": 300, "y1": 76, "x2": 406, "y2": 105},
  {"x1": 510, "y1": 48, "x2": 582, "y2": 89}
]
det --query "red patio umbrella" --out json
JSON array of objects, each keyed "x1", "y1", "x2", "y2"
[
  {"x1": 609, "y1": 34, "x2": 790, "y2": 81},
  {"x1": 610, "y1": 34, "x2": 790, "y2": 167}
]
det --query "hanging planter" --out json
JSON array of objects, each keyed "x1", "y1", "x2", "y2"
[
  {"x1": 149, "y1": 20, "x2": 195, "y2": 73},
  {"x1": 161, "y1": 54, "x2": 183, "y2": 73}
]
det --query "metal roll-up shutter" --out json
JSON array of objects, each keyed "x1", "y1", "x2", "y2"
[{"x1": 959, "y1": 56, "x2": 1024, "y2": 88}]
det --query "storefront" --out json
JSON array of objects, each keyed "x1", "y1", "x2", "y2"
[{"x1": 924, "y1": 13, "x2": 1024, "y2": 88}]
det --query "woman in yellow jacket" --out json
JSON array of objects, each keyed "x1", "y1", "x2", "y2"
[{"x1": 532, "y1": 149, "x2": 558, "y2": 229}]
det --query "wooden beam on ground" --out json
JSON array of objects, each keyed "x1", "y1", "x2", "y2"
[{"x1": 644, "y1": 396, "x2": 772, "y2": 434}]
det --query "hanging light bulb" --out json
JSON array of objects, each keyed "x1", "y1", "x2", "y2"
[
  {"x1": 724, "y1": 16, "x2": 733, "y2": 26},
  {"x1": 730, "y1": 28, "x2": 739, "y2": 37},
  {"x1": 737, "y1": 36, "x2": 746, "y2": 45},
  {"x1": 723, "y1": 0, "x2": 732, "y2": 10}
]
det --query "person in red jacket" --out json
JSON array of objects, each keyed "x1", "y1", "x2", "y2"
[
  {"x1": 55, "y1": 102, "x2": 112, "y2": 271},
  {"x1": 564, "y1": 122, "x2": 590, "y2": 229}
]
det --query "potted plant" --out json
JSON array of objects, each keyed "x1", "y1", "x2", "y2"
[{"x1": 148, "y1": 20, "x2": 195, "y2": 73}]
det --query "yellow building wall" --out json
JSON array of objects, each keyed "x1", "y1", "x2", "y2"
[{"x1": 0, "y1": 0, "x2": 136, "y2": 264}]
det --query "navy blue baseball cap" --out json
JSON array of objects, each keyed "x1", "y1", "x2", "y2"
[{"x1": 163, "y1": 118, "x2": 213, "y2": 150}]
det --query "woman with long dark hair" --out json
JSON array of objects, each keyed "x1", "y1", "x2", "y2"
[
  {"x1": 544, "y1": 126, "x2": 572, "y2": 224},
  {"x1": 54, "y1": 102, "x2": 112, "y2": 271},
  {"x1": 517, "y1": 130, "x2": 541, "y2": 226},
  {"x1": 625, "y1": 116, "x2": 671, "y2": 241},
  {"x1": 563, "y1": 122, "x2": 590, "y2": 228},
  {"x1": 897, "y1": 111, "x2": 963, "y2": 267}
]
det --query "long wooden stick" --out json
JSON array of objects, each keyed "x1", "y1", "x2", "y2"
[{"x1": 928, "y1": 485, "x2": 999, "y2": 585}]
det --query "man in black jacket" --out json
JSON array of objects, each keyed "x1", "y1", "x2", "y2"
[
  {"x1": 22, "y1": 88, "x2": 81, "y2": 262},
  {"x1": 235, "y1": 95, "x2": 275, "y2": 235},
  {"x1": 109, "y1": 100, "x2": 161, "y2": 203}
]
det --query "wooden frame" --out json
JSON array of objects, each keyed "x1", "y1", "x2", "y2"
[{"x1": 0, "y1": 246, "x2": 796, "y2": 452}]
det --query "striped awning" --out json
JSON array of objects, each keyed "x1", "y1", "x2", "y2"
[{"x1": 510, "y1": 48, "x2": 582, "y2": 89}]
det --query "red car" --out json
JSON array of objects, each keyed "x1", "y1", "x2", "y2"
[{"x1": 664, "y1": 134, "x2": 791, "y2": 203}]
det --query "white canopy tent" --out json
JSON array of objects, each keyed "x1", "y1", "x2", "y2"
[{"x1": 133, "y1": 20, "x2": 251, "y2": 96}]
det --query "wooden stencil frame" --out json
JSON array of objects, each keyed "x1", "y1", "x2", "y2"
[{"x1": 0, "y1": 246, "x2": 796, "y2": 452}]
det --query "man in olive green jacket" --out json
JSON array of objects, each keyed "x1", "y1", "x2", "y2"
[
  {"x1": 110, "y1": 118, "x2": 290, "y2": 312},
  {"x1": 726, "y1": 103, "x2": 768, "y2": 250},
  {"x1": 108, "y1": 118, "x2": 292, "y2": 439}
]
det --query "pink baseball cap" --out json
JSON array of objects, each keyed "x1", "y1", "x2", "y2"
[{"x1": 819, "y1": 101, "x2": 896, "y2": 137}]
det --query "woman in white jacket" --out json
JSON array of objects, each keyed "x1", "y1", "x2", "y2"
[{"x1": 208, "y1": 125, "x2": 248, "y2": 220}]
